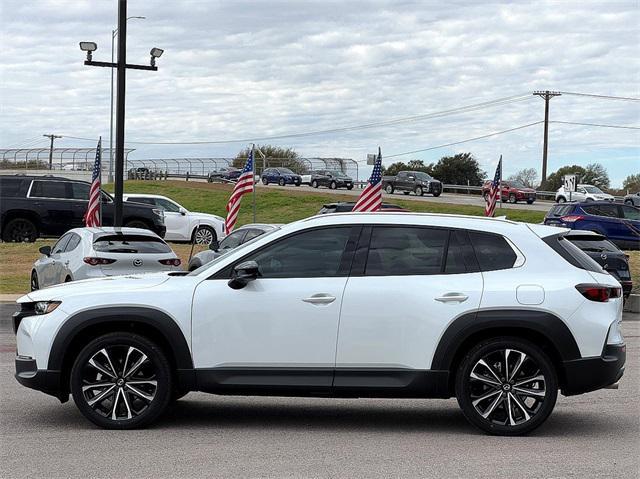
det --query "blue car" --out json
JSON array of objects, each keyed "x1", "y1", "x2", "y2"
[
  {"x1": 261, "y1": 167, "x2": 302, "y2": 186},
  {"x1": 544, "y1": 201, "x2": 640, "y2": 250}
]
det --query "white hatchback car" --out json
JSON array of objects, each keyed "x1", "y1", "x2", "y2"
[
  {"x1": 123, "y1": 194, "x2": 225, "y2": 245},
  {"x1": 14, "y1": 213, "x2": 624, "y2": 435},
  {"x1": 30, "y1": 227, "x2": 182, "y2": 290}
]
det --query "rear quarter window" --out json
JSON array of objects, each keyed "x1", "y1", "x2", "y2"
[
  {"x1": 543, "y1": 234, "x2": 604, "y2": 273},
  {"x1": 0, "y1": 178, "x2": 30, "y2": 197},
  {"x1": 468, "y1": 231, "x2": 517, "y2": 271},
  {"x1": 548, "y1": 205, "x2": 573, "y2": 217},
  {"x1": 93, "y1": 235, "x2": 172, "y2": 254}
]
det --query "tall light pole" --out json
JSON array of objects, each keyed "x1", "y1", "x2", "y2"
[{"x1": 109, "y1": 16, "x2": 145, "y2": 183}]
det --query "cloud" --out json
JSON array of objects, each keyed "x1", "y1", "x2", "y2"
[{"x1": 0, "y1": 0, "x2": 638, "y2": 186}]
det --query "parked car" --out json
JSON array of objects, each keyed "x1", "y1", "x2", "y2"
[
  {"x1": 0, "y1": 175, "x2": 166, "y2": 242},
  {"x1": 30, "y1": 227, "x2": 181, "y2": 290},
  {"x1": 544, "y1": 201, "x2": 640, "y2": 250},
  {"x1": 310, "y1": 170, "x2": 354, "y2": 190},
  {"x1": 300, "y1": 173, "x2": 312, "y2": 185},
  {"x1": 482, "y1": 180, "x2": 536, "y2": 204},
  {"x1": 555, "y1": 184, "x2": 615, "y2": 203},
  {"x1": 624, "y1": 192, "x2": 640, "y2": 207},
  {"x1": 14, "y1": 213, "x2": 625, "y2": 434},
  {"x1": 382, "y1": 171, "x2": 442, "y2": 197},
  {"x1": 261, "y1": 168, "x2": 302, "y2": 186},
  {"x1": 188, "y1": 224, "x2": 280, "y2": 271},
  {"x1": 207, "y1": 167, "x2": 241, "y2": 182},
  {"x1": 318, "y1": 202, "x2": 407, "y2": 214},
  {"x1": 123, "y1": 194, "x2": 224, "y2": 245}
]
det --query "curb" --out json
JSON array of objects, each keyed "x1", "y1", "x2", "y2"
[
  {"x1": 624, "y1": 294, "x2": 640, "y2": 314},
  {"x1": 0, "y1": 294, "x2": 21, "y2": 303}
]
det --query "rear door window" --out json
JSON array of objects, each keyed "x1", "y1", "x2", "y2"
[
  {"x1": 582, "y1": 204, "x2": 619, "y2": 218},
  {"x1": 93, "y1": 235, "x2": 172, "y2": 254},
  {"x1": 30, "y1": 180, "x2": 69, "y2": 199},
  {"x1": 620, "y1": 205, "x2": 640, "y2": 220},
  {"x1": 0, "y1": 178, "x2": 30, "y2": 197},
  {"x1": 468, "y1": 231, "x2": 517, "y2": 271}
]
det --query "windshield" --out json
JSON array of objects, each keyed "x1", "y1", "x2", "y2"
[
  {"x1": 329, "y1": 170, "x2": 349, "y2": 178},
  {"x1": 414, "y1": 172, "x2": 433, "y2": 180},
  {"x1": 279, "y1": 168, "x2": 294, "y2": 174},
  {"x1": 583, "y1": 185, "x2": 604, "y2": 194},
  {"x1": 187, "y1": 226, "x2": 281, "y2": 275},
  {"x1": 509, "y1": 181, "x2": 526, "y2": 188}
]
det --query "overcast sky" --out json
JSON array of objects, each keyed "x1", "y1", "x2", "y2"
[{"x1": 1, "y1": 0, "x2": 638, "y2": 186}]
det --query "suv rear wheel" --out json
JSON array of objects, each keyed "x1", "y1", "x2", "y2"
[
  {"x1": 2, "y1": 218, "x2": 38, "y2": 242},
  {"x1": 70, "y1": 332, "x2": 172, "y2": 429},
  {"x1": 455, "y1": 337, "x2": 558, "y2": 436},
  {"x1": 509, "y1": 194, "x2": 517, "y2": 203},
  {"x1": 124, "y1": 219, "x2": 150, "y2": 230},
  {"x1": 557, "y1": 196, "x2": 566, "y2": 203}
]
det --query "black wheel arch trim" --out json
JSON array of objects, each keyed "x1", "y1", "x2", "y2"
[
  {"x1": 48, "y1": 306, "x2": 194, "y2": 373},
  {"x1": 431, "y1": 309, "x2": 582, "y2": 372}
]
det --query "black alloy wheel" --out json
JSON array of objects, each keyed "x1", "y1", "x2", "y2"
[
  {"x1": 3, "y1": 218, "x2": 38, "y2": 242},
  {"x1": 456, "y1": 337, "x2": 557, "y2": 436},
  {"x1": 278, "y1": 178, "x2": 286, "y2": 186},
  {"x1": 262, "y1": 178, "x2": 268, "y2": 185},
  {"x1": 71, "y1": 332, "x2": 172, "y2": 429}
]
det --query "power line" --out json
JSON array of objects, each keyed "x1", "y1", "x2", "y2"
[
  {"x1": 551, "y1": 120, "x2": 640, "y2": 130},
  {"x1": 382, "y1": 121, "x2": 544, "y2": 160},
  {"x1": 557, "y1": 91, "x2": 640, "y2": 101}
]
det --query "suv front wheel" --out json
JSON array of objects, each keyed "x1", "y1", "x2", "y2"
[
  {"x1": 455, "y1": 337, "x2": 558, "y2": 436},
  {"x1": 70, "y1": 332, "x2": 172, "y2": 429}
]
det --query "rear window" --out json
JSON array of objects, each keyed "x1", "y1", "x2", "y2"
[
  {"x1": 468, "y1": 232, "x2": 517, "y2": 271},
  {"x1": 568, "y1": 238, "x2": 619, "y2": 253},
  {"x1": 543, "y1": 234, "x2": 604, "y2": 273},
  {"x1": 548, "y1": 205, "x2": 574, "y2": 217},
  {"x1": 0, "y1": 177, "x2": 30, "y2": 197},
  {"x1": 93, "y1": 235, "x2": 172, "y2": 254}
]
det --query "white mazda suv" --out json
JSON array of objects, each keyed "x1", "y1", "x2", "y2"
[{"x1": 13, "y1": 213, "x2": 625, "y2": 435}]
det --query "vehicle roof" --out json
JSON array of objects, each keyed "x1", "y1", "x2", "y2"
[
  {"x1": 237, "y1": 223, "x2": 281, "y2": 231},
  {"x1": 68, "y1": 227, "x2": 162, "y2": 238},
  {"x1": 0, "y1": 174, "x2": 87, "y2": 183}
]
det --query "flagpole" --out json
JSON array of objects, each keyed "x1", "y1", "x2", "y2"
[
  {"x1": 498, "y1": 154, "x2": 503, "y2": 211},
  {"x1": 251, "y1": 144, "x2": 256, "y2": 223},
  {"x1": 98, "y1": 136, "x2": 103, "y2": 225}
]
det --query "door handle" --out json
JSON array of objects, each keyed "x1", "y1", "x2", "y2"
[
  {"x1": 302, "y1": 293, "x2": 336, "y2": 305},
  {"x1": 435, "y1": 293, "x2": 469, "y2": 303}
]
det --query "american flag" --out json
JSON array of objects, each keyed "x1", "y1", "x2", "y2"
[
  {"x1": 84, "y1": 138, "x2": 102, "y2": 227},
  {"x1": 224, "y1": 150, "x2": 254, "y2": 233},
  {"x1": 485, "y1": 155, "x2": 502, "y2": 217},
  {"x1": 353, "y1": 147, "x2": 383, "y2": 212}
]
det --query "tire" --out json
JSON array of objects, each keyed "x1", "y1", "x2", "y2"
[
  {"x1": 433, "y1": 191, "x2": 441, "y2": 197},
  {"x1": 347, "y1": 184, "x2": 353, "y2": 190},
  {"x1": 625, "y1": 200, "x2": 633, "y2": 206},
  {"x1": 415, "y1": 186, "x2": 424, "y2": 196},
  {"x1": 262, "y1": 178, "x2": 268, "y2": 185},
  {"x1": 330, "y1": 181, "x2": 337, "y2": 190},
  {"x1": 2, "y1": 218, "x2": 38, "y2": 242},
  {"x1": 509, "y1": 194, "x2": 517, "y2": 204},
  {"x1": 483, "y1": 192, "x2": 490, "y2": 202},
  {"x1": 124, "y1": 220, "x2": 150, "y2": 230},
  {"x1": 385, "y1": 184, "x2": 394, "y2": 194},
  {"x1": 455, "y1": 337, "x2": 558, "y2": 436},
  {"x1": 193, "y1": 225, "x2": 216, "y2": 245},
  {"x1": 30, "y1": 271, "x2": 39, "y2": 291},
  {"x1": 311, "y1": 180, "x2": 319, "y2": 188},
  {"x1": 294, "y1": 181, "x2": 301, "y2": 187},
  {"x1": 527, "y1": 199, "x2": 535, "y2": 205},
  {"x1": 70, "y1": 332, "x2": 172, "y2": 429},
  {"x1": 556, "y1": 196, "x2": 566, "y2": 203},
  {"x1": 278, "y1": 178, "x2": 286, "y2": 186}
]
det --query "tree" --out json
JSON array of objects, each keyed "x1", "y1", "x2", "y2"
[
  {"x1": 507, "y1": 168, "x2": 538, "y2": 188},
  {"x1": 430, "y1": 153, "x2": 485, "y2": 186},
  {"x1": 542, "y1": 165, "x2": 586, "y2": 191},
  {"x1": 623, "y1": 173, "x2": 640, "y2": 193},
  {"x1": 234, "y1": 145, "x2": 308, "y2": 174},
  {"x1": 581, "y1": 163, "x2": 610, "y2": 190},
  {"x1": 382, "y1": 160, "x2": 433, "y2": 176}
]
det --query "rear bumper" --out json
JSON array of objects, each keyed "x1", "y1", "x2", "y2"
[
  {"x1": 561, "y1": 343, "x2": 626, "y2": 396},
  {"x1": 15, "y1": 356, "x2": 67, "y2": 402}
]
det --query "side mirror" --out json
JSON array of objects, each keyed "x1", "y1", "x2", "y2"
[
  {"x1": 209, "y1": 239, "x2": 220, "y2": 251},
  {"x1": 179, "y1": 207, "x2": 187, "y2": 216},
  {"x1": 408, "y1": 176, "x2": 415, "y2": 181},
  {"x1": 39, "y1": 245, "x2": 51, "y2": 257},
  {"x1": 228, "y1": 261, "x2": 260, "y2": 290}
]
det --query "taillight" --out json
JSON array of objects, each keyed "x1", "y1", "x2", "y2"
[
  {"x1": 560, "y1": 215, "x2": 584, "y2": 223},
  {"x1": 83, "y1": 257, "x2": 117, "y2": 266},
  {"x1": 576, "y1": 284, "x2": 622, "y2": 302},
  {"x1": 159, "y1": 258, "x2": 181, "y2": 266}
]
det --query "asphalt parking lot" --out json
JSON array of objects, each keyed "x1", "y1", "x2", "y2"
[{"x1": 0, "y1": 303, "x2": 638, "y2": 479}]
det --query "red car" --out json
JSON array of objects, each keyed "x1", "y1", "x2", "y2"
[{"x1": 482, "y1": 180, "x2": 537, "y2": 204}]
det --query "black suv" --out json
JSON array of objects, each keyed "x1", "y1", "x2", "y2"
[
  {"x1": 310, "y1": 170, "x2": 354, "y2": 190},
  {"x1": 0, "y1": 175, "x2": 166, "y2": 242}
]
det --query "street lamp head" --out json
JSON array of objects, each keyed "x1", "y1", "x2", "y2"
[
  {"x1": 150, "y1": 47, "x2": 164, "y2": 67},
  {"x1": 79, "y1": 41, "x2": 97, "y2": 61}
]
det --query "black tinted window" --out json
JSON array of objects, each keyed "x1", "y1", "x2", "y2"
[
  {"x1": 548, "y1": 205, "x2": 573, "y2": 217},
  {"x1": 30, "y1": 180, "x2": 69, "y2": 199},
  {"x1": 445, "y1": 230, "x2": 470, "y2": 274},
  {"x1": 0, "y1": 178, "x2": 30, "y2": 197},
  {"x1": 127, "y1": 197, "x2": 155, "y2": 205},
  {"x1": 621, "y1": 205, "x2": 640, "y2": 220},
  {"x1": 70, "y1": 182, "x2": 90, "y2": 200},
  {"x1": 93, "y1": 235, "x2": 172, "y2": 253},
  {"x1": 469, "y1": 231, "x2": 517, "y2": 271},
  {"x1": 243, "y1": 229, "x2": 265, "y2": 242},
  {"x1": 245, "y1": 227, "x2": 351, "y2": 278},
  {"x1": 365, "y1": 227, "x2": 448, "y2": 276},
  {"x1": 582, "y1": 204, "x2": 619, "y2": 218},
  {"x1": 52, "y1": 234, "x2": 72, "y2": 254},
  {"x1": 65, "y1": 233, "x2": 82, "y2": 252},
  {"x1": 219, "y1": 230, "x2": 246, "y2": 250}
]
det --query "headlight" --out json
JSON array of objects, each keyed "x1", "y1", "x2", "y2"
[{"x1": 34, "y1": 301, "x2": 61, "y2": 315}]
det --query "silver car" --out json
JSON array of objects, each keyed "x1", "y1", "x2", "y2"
[
  {"x1": 624, "y1": 192, "x2": 640, "y2": 207},
  {"x1": 31, "y1": 227, "x2": 182, "y2": 290}
]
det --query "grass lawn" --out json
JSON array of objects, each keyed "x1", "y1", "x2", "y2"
[{"x1": 0, "y1": 180, "x2": 637, "y2": 295}]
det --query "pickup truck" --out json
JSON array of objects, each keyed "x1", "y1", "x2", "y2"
[
  {"x1": 381, "y1": 171, "x2": 442, "y2": 197},
  {"x1": 0, "y1": 175, "x2": 166, "y2": 242}
]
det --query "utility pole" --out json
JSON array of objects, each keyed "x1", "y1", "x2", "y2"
[
  {"x1": 43, "y1": 134, "x2": 62, "y2": 170},
  {"x1": 533, "y1": 90, "x2": 561, "y2": 183}
]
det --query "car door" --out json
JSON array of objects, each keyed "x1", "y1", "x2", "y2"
[
  {"x1": 191, "y1": 226, "x2": 359, "y2": 388},
  {"x1": 28, "y1": 180, "x2": 75, "y2": 236},
  {"x1": 60, "y1": 233, "x2": 82, "y2": 280},
  {"x1": 42, "y1": 233, "x2": 72, "y2": 286},
  {"x1": 153, "y1": 197, "x2": 188, "y2": 240},
  {"x1": 335, "y1": 226, "x2": 483, "y2": 388}
]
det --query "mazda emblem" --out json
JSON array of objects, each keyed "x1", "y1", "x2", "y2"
[
  {"x1": 132, "y1": 259, "x2": 143, "y2": 267},
  {"x1": 600, "y1": 253, "x2": 607, "y2": 261}
]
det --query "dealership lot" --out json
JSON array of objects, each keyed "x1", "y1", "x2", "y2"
[{"x1": 1, "y1": 303, "x2": 637, "y2": 478}]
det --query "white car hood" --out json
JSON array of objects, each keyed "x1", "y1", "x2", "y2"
[
  {"x1": 18, "y1": 272, "x2": 174, "y2": 303},
  {"x1": 190, "y1": 212, "x2": 224, "y2": 223}
]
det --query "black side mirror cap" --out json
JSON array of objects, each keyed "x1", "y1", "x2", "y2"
[
  {"x1": 228, "y1": 260, "x2": 260, "y2": 289},
  {"x1": 39, "y1": 245, "x2": 51, "y2": 256}
]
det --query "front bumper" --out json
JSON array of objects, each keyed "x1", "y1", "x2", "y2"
[
  {"x1": 15, "y1": 356, "x2": 67, "y2": 402},
  {"x1": 561, "y1": 343, "x2": 625, "y2": 396}
]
